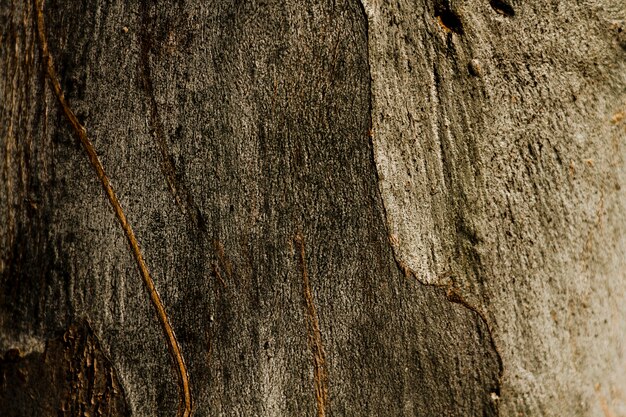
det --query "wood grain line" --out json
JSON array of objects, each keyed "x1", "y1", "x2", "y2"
[
  {"x1": 294, "y1": 233, "x2": 328, "y2": 417},
  {"x1": 137, "y1": 9, "x2": 205, "y2": 232},
  {"x1": 34, "y1": 1, "x2": 192, "y2": 416}
]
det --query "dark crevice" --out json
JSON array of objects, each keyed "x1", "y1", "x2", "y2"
[
  {"x1": 435, "y1": 3, "x2": 464, "y2": 34},
  {"x1": 490, "y1": 0, "x2": 515, "y2": 17},
  {"x1": 138, "y1": 3, "x2": 207, "y2": 233}
]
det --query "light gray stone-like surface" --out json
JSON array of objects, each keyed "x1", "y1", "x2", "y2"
[{"x1": 361, "y1": 0, "x2": 626, "y2": 415}]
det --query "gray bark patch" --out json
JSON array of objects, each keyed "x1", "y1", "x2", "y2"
[{"x1": 361, "y1": 0, "x2": 626, "y2": 415}]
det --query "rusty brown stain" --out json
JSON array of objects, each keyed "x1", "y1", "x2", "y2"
[
  {"x1": 34, "y1": 1, "x2": 192, "y2": 416},
  {"x1": 598, "y1": 395, "x2": 616, "y2": 417},
  {"x1": 211, "y1": 262, "x2": 227, "y2": 288},
  {"x1": 213, "y1": 239, "x2": 233, "y2": 279},
  {"x1": 294, "y1": 232, "x2": 329, "y2": 417}
]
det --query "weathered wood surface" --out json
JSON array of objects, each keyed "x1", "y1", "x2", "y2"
[{"x1": 1, "y1": 0, "x2": 624, "y2": 416}]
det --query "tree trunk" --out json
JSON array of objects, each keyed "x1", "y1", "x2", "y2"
[{"x1": 1, "y1": 0, "x2": 624, "y2": 416}]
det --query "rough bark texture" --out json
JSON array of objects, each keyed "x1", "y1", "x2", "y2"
[
  {"x1": 0, "y1": 320, "x2": 130, "y2": 417},
  {"x1": 0, "y1": 1, "x2": 624, "y2": 417},
  {"x1": 361, "y1": 0, "x2": 626, "y2": 415}
]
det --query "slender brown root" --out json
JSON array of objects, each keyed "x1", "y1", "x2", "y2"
[{"x1": 34, "y1": 1, "x2": 192, "y2": 416}]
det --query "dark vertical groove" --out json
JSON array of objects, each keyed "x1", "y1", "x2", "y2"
[{"x1": 138, "y1": 3, "x2": 206, "y2": 232}]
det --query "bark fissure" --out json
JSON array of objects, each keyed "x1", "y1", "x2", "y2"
[
  {"x1": 138, "y1": 4, "x2": 206, "y2": 232},
  {"x1": 294, "y1": 232, "x2": 328, "y2": 417},
  {"x1": 34, "y1": 1, "x2": 192, "y2": 416}
]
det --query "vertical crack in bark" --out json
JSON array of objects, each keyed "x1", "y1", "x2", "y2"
[
  {"x1": 357, "y1": 0, "x2": 503, "y2": 411},
  {"x1": 138, "y1": 6, "x2": 205, "y2": 232},
  {"x1": 294, "y1": 233, "x2": 328, "y2": 417},
  {"x1": 34, "y1": 1, "x2": 192, "y2": 416}
]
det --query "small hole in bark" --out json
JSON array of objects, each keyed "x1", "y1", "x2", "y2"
[
  {"x1": 436, "y1": 9, "x2": 464, "y2": 34},
  {"x1": 616, "y1": 24, "x2": 626, "y2": 50},
  {"x1": 490, "y1": 0, "x2": 515, "y2": 17}
]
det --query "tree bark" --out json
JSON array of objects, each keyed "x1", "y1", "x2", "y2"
[{"x1": 1, "y1": 0, "x2": 624, "y2": 416}]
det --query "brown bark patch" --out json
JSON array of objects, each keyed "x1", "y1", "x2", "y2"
[{"x1": 0, "y1": 320, "x2": 129, "y2": 417}]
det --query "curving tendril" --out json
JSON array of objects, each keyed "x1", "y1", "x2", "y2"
[{"x1": 34, "y1": 1, "x2": 192, "y2": 415}]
